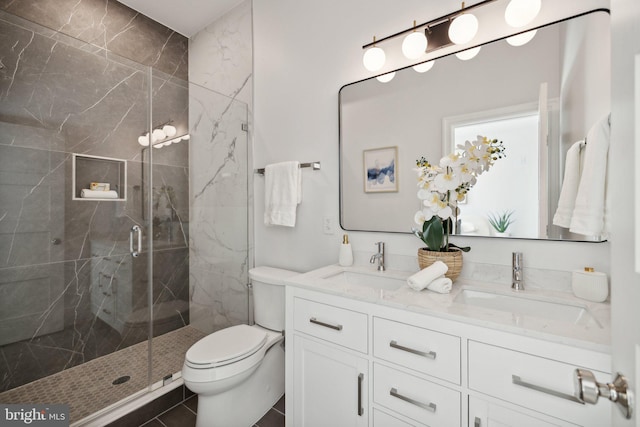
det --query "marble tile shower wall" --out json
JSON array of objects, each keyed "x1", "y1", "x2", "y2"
[
  {"x1": 188, "y1": 1, "x2": 253, "y2": 334},
  {"x1": 0, "y1": 5, "x2": 189, "y2": 393}
]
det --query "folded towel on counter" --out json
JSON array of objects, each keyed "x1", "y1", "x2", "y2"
[
  {"x1": 264, "y1": 161, "x2": 302, "y2": 227},
  {"x1": 80, "y1": 189, "x2": 119, "y2": 199},
  {"x1": 407, "y1": 260, "x2": 448, "y2": 291},
  {"x1": 426, "y1": 276, "x2": 453, "y2": 294},
  {"x1": 553, "y1": 140, "x2": 585, "y2": 228},
  {"x1": 570, "y1": 115, "x2": 611, "y2": 236}
]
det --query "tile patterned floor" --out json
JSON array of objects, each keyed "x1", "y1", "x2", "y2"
[
  {"x1": 141, "y1": 394, "x2": 285, "y2": 427},
  {"x1": 0, "y1": 326, "x2": 206, "y2": 423}
]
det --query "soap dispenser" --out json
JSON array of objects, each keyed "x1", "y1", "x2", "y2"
[{"x1": 338, "y1": 234, "x2": 354, "y2": 267}]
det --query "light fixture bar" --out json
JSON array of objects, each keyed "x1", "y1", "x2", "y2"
[{"x1": 361, "y1": 0, "x2": 497, "y2": 50}]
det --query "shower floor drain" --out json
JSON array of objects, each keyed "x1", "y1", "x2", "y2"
[{"x1": 112, "y1": 376, "x2": 131, "y2": 385}]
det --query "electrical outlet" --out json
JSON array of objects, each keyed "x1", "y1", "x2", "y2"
[{"x1": 323, "y1": 216, "x2": 335, "y2": 235}]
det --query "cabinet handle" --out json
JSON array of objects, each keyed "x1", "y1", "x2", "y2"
[
  {"x1": 309, "y1": 317, "x2": 343, "y2": 331},
  {"x1": 389, "y1": 340, "x2": 436, "y2": 359},
  {"x1": 474, "y1": 416, "x2": 481, "y2": 427},
  {"x1": 357, "y1": 373, "x2": 364, "y2": 416},
  {"x1": 389, "y1": 388, "x2": 436, "y2": 412},
  {"x1": 512, "y1": 375, "x2": 584, "y2": 404}
]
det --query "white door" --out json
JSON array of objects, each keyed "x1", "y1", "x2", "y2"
[{"x1": 609, "y1": 0, "x2": 640, "y2": 425}]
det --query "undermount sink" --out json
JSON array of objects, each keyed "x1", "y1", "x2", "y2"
[
  {"x1": 454, "y1": 288, "x2": 602, "y2": 328},
  {"x1": 322, "y1": 270, "x2": 406, "y2": 291}
]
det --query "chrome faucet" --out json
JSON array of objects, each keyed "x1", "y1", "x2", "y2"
[
  {"x1": 370, "y1": 242, "x2": 385, "y2": 271},
  {"x1": 512, "y1": 252, "x2": 524, "y2": 291}
]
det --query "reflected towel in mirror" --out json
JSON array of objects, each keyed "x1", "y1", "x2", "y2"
[{"x1": 553, "y1": 140, "x2": 585, "y2": 227}]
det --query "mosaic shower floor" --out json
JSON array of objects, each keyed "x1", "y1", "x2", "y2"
[{"x1": 0, "y1": 326, "x2": 206, "y2": 423}]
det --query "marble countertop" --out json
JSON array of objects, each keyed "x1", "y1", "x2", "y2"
[{"x1": 285, "y1": 264, "x2": 611, "y2": 353}]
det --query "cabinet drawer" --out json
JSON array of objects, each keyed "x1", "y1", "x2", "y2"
[
  {"x1": 373, "y1": 317, "x2": 460, "y2": 384},
  {"x1": 373, "y1": 408, "x2": 419, "y2": 427},
  {"x1": 293, "y1": 297, "x2": 368, "y2": 353},
  {"x1": 468, "y1": 341, "x2": 610, "y2": 426},
  {"x1": 374, "y1": 363, "x2": 460, "y2": 427}
]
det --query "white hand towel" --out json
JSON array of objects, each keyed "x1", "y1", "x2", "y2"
[
  {"x1": 407, "y1": 261, "x2": 448, "y2": 291},
  {"x1": 81, "y1": 189, "x2": 119, "y2": 199},
  {"x1": 552, "y1": 140, "x2": 585, "y2": 227},
  {"x1": 264, "y1": 161, "x2": 302, "y2": 227},
  {"x1": 570, "y1": 115, "x2": 610, "y2": 236},
  {"x1": 426, "y1": 276, "x2": 453, "y2": 294}
]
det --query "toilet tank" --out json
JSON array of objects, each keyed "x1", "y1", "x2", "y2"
[{"x1": 249, "y1": 266, "x2": 299, "y2": 331}]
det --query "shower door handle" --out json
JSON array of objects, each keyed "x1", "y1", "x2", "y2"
[{"x1": 130, "y1": 225, "x2": 142, "y2": 257}]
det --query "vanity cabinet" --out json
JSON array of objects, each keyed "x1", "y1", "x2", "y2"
[
  {"x1": 285, "y1": 286, "x2": 611, "y2": 427},
  {"x1": 291, "y1": 297, "x2": 369, "y2": 426}
]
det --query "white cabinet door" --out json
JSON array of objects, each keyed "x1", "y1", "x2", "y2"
[
  {"x1": 469, "y1": 396, "x2": 578, "y2": 427},
  {"x1": 292, "y1": 335, "x2": 368, "y2": 427}
]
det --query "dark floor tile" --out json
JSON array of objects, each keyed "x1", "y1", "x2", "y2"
[
  {"x1": 140, "y1": 419, "x2": 165, "y2": 427},
  {"x1": 183, "y1": 394, "x2": 197, "y2": 413},
  {"x1": 158, "y1": 403, "x2": 196, "y2": 427},
  {"x1": 273, "y1": 395, "x2": 285, "y2": 414},
  {"x1": 105, "y1": 387, "x2": 184, "y2": 427},
  {"x1": 255, "y1": 408, "x2": 285, "y2": 427}
]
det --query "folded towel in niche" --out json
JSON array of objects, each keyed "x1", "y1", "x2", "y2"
[
  {"x1": 81, "y1": 189, "x2": 119, "y2": 199},
  {"x1": 407, "y1": 261, "x2": 448, "y2": 291}
]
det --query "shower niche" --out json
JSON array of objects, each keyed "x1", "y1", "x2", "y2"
[{"x1": 72, "y1": 153, "x2": 127, "y2": 201}]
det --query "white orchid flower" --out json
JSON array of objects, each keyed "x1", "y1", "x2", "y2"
[{"x1": 434, "y1": 167, "x2": 461, "y2": 191}]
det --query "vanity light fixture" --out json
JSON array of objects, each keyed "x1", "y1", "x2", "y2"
[
  {"x1": 506, "y1": 29, "x2": 537, "y2": 46},
  {"x1": 138, "y1": 121, "x2": 187, "y2": 147},
  {"x1": 455, "y1": 46, "x2": 481, "y2": 60},
  {"x1": 376, "y1": 72, "x2": 396, "y2": 83},
  {"x1": 363, "y1": 36, "x2": 386, "y2": 71},
  {"x1": 402, "y1": 21, "x2": 428, "y2": 59},
  {"x1": 413, "y1": 60, "x2": 435, "y2": 73},
  {"x1": 504, "y1": 0, "x2": 541, "y2": 28},
  {"x1": 448, "y1": 2, "x2": 479, "y2": 45}
]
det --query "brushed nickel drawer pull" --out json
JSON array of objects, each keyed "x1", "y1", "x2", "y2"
[
  {"x1": 309, "y1": 317, "x2": 343, "y2": 331},
  {"x1": 512, "y1": 375, "x2": 584, "y2": 404},
  {"x1": 390, "y1": 387, "x2": 436, "y2": 412},
  {"x1": 390, "y1": 340, "x2": 436, "y2": 359},
  {"x1": 357, "y1": 373, "x2": 364, "y2": 416}
]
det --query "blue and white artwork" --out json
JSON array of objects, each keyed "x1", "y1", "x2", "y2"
[{"x1": 363, "y1": 146, "x2": 398, "y2": 192}]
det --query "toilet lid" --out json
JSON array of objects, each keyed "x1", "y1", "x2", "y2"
[{"x1": 186, "y1": 325, "x2": 267, "y2": 367}]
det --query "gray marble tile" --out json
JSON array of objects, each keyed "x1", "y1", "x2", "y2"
[{"x1": 0, "y1": 0, "x2": 188, "y2": 79}]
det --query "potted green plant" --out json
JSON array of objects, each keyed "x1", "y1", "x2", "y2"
[
  {"x1": 487, "y1": 210, "x2": 515, "y2": 236},
  {"x1": 412, "y1": 135, "x2": 505, "y2": 280}
]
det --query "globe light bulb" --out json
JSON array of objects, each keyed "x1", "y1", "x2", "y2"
[
  {"x1": 505, "y1": 0, "x2": 541, "y2": 28},
  {"x1": 138, "y1": 133, "x2": 150, "y2": 147},
  {"x1": 448, "y1": 13, "x2": 479, "y2": 45},
  {"x1": 162, "y1": 124, "x2": 177, "y2": 137},
  {"x1": 455, "y1": 46, "x2": 481, "y2": 60},
  {"x1": 402, "y1": 31, "x2": 428, "y2": 60},
  {"x1": 363, "y1": 46, "x2": 386, "y2": 71},
  {"x1": 413, "y1": 61, "x2": 435, "y2": 73},
  {"x1": 376, "y1": 72, "x2": 396, "y2": 83},
  {"x1": 152, "y1": 128, "x2": 166, "y2": 142},
  {"x1": 506, "y1": 30, "x2": 537, "y2": 46}
]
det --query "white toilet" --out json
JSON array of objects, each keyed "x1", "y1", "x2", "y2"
[{"x1": 182, "y1": 266, "x2": 298, "y2": 427}]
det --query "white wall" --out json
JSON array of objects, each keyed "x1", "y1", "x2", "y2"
[{"x1": 253, "y1": 0, "x2": 610, "y2": 282}]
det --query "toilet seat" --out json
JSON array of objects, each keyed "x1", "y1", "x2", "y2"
[{"x1": 185, "y1": 324, "x2": 267, "y2": 369}]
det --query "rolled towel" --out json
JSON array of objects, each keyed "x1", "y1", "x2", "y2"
[
  {"x1": 426, "y1": 276, "x2": 453, "y2": 294},
  {"x1": 81, "y1": 189, "x2": 119, "y2": 199},
  {"x1": 407, "y1": 261, "x2": 448, "y2": 291}
]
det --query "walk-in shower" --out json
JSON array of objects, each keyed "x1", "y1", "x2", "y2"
[{"x1": 0, "y1": 5, "x2": 249, "y2": 424}]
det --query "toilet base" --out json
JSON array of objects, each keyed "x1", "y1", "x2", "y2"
[{"x1": 194, "y1": 340, "x2": 285, "y2": 427}]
